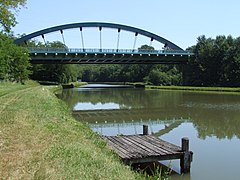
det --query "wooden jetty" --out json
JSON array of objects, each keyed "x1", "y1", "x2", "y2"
[{"x1": 103, "y1": 125, "x2": 193, "y2": 173}]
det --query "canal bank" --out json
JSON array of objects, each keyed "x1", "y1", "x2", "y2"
[
  {"x1": 60, "y1": 85, "x2": 240, "y2": 180},
  {"x1": 0, "y1": 82, "x2": 143, "y2": 179},
  {"x1": 146, "y1": 85, "x2": 240, "y2": 93}
]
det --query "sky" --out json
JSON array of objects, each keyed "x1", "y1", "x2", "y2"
[{"x1": 13, "y1": 0, "x2": 240, "y2": 50}]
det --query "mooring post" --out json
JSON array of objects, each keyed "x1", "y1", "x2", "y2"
[
  {"x1": 143, "y1": 125, "x2": 148, "y2": 135},
  {"x1": 180, "y1": 137, "x2": 191, "y2": 173}
]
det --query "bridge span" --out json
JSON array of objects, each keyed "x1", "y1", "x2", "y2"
[
  {"x1": 14, "y1": 22, "x2": 193, "y2": 64},
  {"x1": 28, "y1": 47, "x2": 192, "y2": 64}
]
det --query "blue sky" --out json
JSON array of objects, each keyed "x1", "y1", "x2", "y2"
[{"x1": 13, "y1": 0, "x2": 240, "y2": 50}]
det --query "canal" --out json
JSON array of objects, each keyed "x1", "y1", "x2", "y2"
[{"x1": 58, "y1": 86, "x2": 240, "y2": 180}]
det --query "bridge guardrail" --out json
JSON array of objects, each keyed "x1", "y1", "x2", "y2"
[{"x1": 28, "y1": 47, "x2": 193, "y2": 55}]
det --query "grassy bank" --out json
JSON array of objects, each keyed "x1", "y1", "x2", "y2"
[
  {"x1": 0, "y1": 81, "x2": 39, "y2": 97},
  {"x1": 146, "y1": 85, "x2": 240, "y2": 93},
  {"x1": 0, "y1": 82, "x2": 143, "y2": 179}
]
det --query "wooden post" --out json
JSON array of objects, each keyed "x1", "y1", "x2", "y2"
[
  {"x1": 180, "y1": 137, "x2": 191, "y2": 173},
  {"x1": 143, "y1": 125, "x2": 148, "y2": 135}
]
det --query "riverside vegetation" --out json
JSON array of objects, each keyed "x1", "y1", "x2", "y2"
[
  {"x1": 146, "y1": 85, "x2": 240, "y2": 93},
  {"x1": 0, "y1": 82, "x2": 149, "y2": 179}
]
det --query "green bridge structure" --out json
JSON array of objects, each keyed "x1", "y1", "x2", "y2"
[{"x1": 14, "y1": 22, "x2": 193, "y2": 64}]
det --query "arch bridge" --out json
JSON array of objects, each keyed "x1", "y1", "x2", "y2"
[{"x1": 14, "y1": 22, "x2": 193, "y2": 64}]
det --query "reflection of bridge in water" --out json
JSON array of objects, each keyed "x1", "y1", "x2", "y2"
[
  {"x1": 72, "y1": 107, "x2": 191, "y2": 122},
  {"x1": 91, "y1": 120, "x2": 186, "y2": 136},
  {"x1": 72, "y1": 108, "x2": 191, "y2": 135}
]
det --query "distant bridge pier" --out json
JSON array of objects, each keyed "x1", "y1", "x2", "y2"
[{"x1": 180, "y1": 64, "x2": 188, "y2": 86}]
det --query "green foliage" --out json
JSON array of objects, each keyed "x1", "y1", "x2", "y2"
[
  {"x1": 78, "y1": 63, "x2": 181, "y2": 86},
  {"x1": 186, "y1": 35, "x2": 240, "y2": 87},
  {"x1": 76, "y1": 45, "x2": 182, "y2": 85},
  {"x1": 146, "y1": 85, "x2": 240, "y2": 93},
  {"x1": 29, "y1": 43, "x2": 182, "y2": 85},
  {"x1": 0, "y1": 32, "x2": 31, "y2": 82},
  {"x1": 30, "y1": 41, "x2": 78, "y2": 83},
  {"x1": 148, "y1": 70, "x2": 169, "y2": 86},
  {"x1": 145, "y1": 65, "x2": 181, "y2": 86},
  {"x1": 0, "y1": 0, "x2": 27, "y2": 33}
]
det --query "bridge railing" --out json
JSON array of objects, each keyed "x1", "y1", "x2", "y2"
[{"x1": 28, "y1": 47, "x2": 193, "y2": 55}]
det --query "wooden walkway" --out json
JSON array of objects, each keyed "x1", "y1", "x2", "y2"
[{"x1": 103, "y1": 126, "x2": 193, "y2": 173}]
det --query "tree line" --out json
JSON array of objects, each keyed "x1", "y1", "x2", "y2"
[
  {"x1": 28, "y1": 42, "x2": 182, "y2": 85},
  {"x1": 186, "y1": 35, "x2": 240, "y2": 87},
  {"x1": 23, "y1": 37, "x2": 240, "y2": 87}
]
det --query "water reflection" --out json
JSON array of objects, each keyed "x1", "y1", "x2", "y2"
[
  {"x1": 58, "y1": 88, "x2": 240, "y2": 180},
  {"x1": 74, "y1": 102, "x2": 122, "y2": 110},
  {"x1": 89, "y1": 118, "x2": 186, "y2": 136},
  {"x1": 58, "y1": 88, "x2": 240, "y2": 139}
]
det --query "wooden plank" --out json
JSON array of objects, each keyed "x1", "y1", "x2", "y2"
[
  {"x1": 127, "y1": 135, "x2": 169, "y2": 156},
  {"x1": 145, "y1": 135, "x2": 180, "y2": 149},
  {"x1": 128, "y1": 153, "x2": 183, "y2": 164},
  {"x1": 136, "y1": 135, "x2": 176, "y2": 154},
  {"x1": 103, "y1": 133, "x2": 192, "y2": 173},
  {"x1": 104, "y1": 136, "x2": 139, "y2": 159},
  {"x1": 140, "y1": 136, "x2": 179, "y2": 154},
  {"x1": 104, "y1": 136, "x2": 129, "y2": 156},
  {"x1": 144, "y1": 135, "x2": 182, "y2": 153},
  {"x1": 120, "y1": 135, "x2": 158, "y2": 157},
  {"x1": 105, "y1": 135, "x2": 182, "y2": 159},
  {"x1": 111, "y1": 136, "x2": 152, "y2": 158},
  {"x1": 133, "y1": 135, "x2": 179, "y2": 156},
  {"x1": 107, "y1": 136, "x2": 145, "y2": 159},
  {"x1": 102, "y1": 136, "x2": 130, "y2": 159}
]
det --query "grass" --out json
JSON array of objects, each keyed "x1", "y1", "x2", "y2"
[
  {"x1": 146, "y1": 85, "x2": 240, "y2": 93},
  {"x1": 0, "y1": 81, "x2": 38, "y2": 97},
  {"x1": 0, "y1": 82, "x2": 144, "y2": 179},
  {"x1": 72, "y1": 81, "x2": 88, "y2": 87}
]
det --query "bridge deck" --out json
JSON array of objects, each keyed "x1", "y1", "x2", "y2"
[{"x1": 28, "y1": 48, "x2": 193, "y2": 64}]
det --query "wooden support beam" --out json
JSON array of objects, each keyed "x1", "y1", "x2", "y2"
[
  {"x1": 180, "y1": 137, "x2": 191, "y2": 173},
  {"x1": 143, "y1": 125, "x2": 148, "y2": 135}
]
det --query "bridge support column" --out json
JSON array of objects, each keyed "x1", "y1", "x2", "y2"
[{"x1": 180, "y1": 64, "x2": 188, "y2": 86}]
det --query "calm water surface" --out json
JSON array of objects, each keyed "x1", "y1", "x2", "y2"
[{"x1": 58, "y1": 86, "x2": 240, "y2": 180}]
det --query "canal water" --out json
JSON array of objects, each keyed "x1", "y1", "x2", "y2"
[{"x1": 58, "y1": 86, "x2": 240, "y2": 180}]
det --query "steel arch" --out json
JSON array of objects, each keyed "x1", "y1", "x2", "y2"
[{"x1": 14, "y1": 22, "x2": 183, "y2": 50}]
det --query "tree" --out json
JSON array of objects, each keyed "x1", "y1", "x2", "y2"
[
  {"x1": 0, "y1": 0, "x2": 27, "y2": 33},
  {"x1": 0, "y1": 32, "x2": 31, "y2": 82},
  {"x1": 186, "y1": 35, "x2": 240, "y2": 87},
  {"x1": 138, "y1": 44, "x2": 154, "y2": 52},
  {"x1": 77, "y1": 44, "x2": 182, "y2": 84},
  {"x1": 220, "y1": 36, "x2": 240, "y2": 86},
  {"x1": 30, "y1": 41, "x2": 79, "y2": 83},
  {"x1": 0, "y1": 0, "x2": 32, "y2": 83}
]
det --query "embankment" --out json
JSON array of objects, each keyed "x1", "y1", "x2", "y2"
[
  {"x1": 146, "y1": 85, "x2": 240, "y2": 93},
  {"x1": 0, "y1": 82, "x2": 142, "y2": 179}
]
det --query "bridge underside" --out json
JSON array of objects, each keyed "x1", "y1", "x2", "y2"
[{"x1": 30, "y1": 52, "x2": 189, "y2": 64}]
